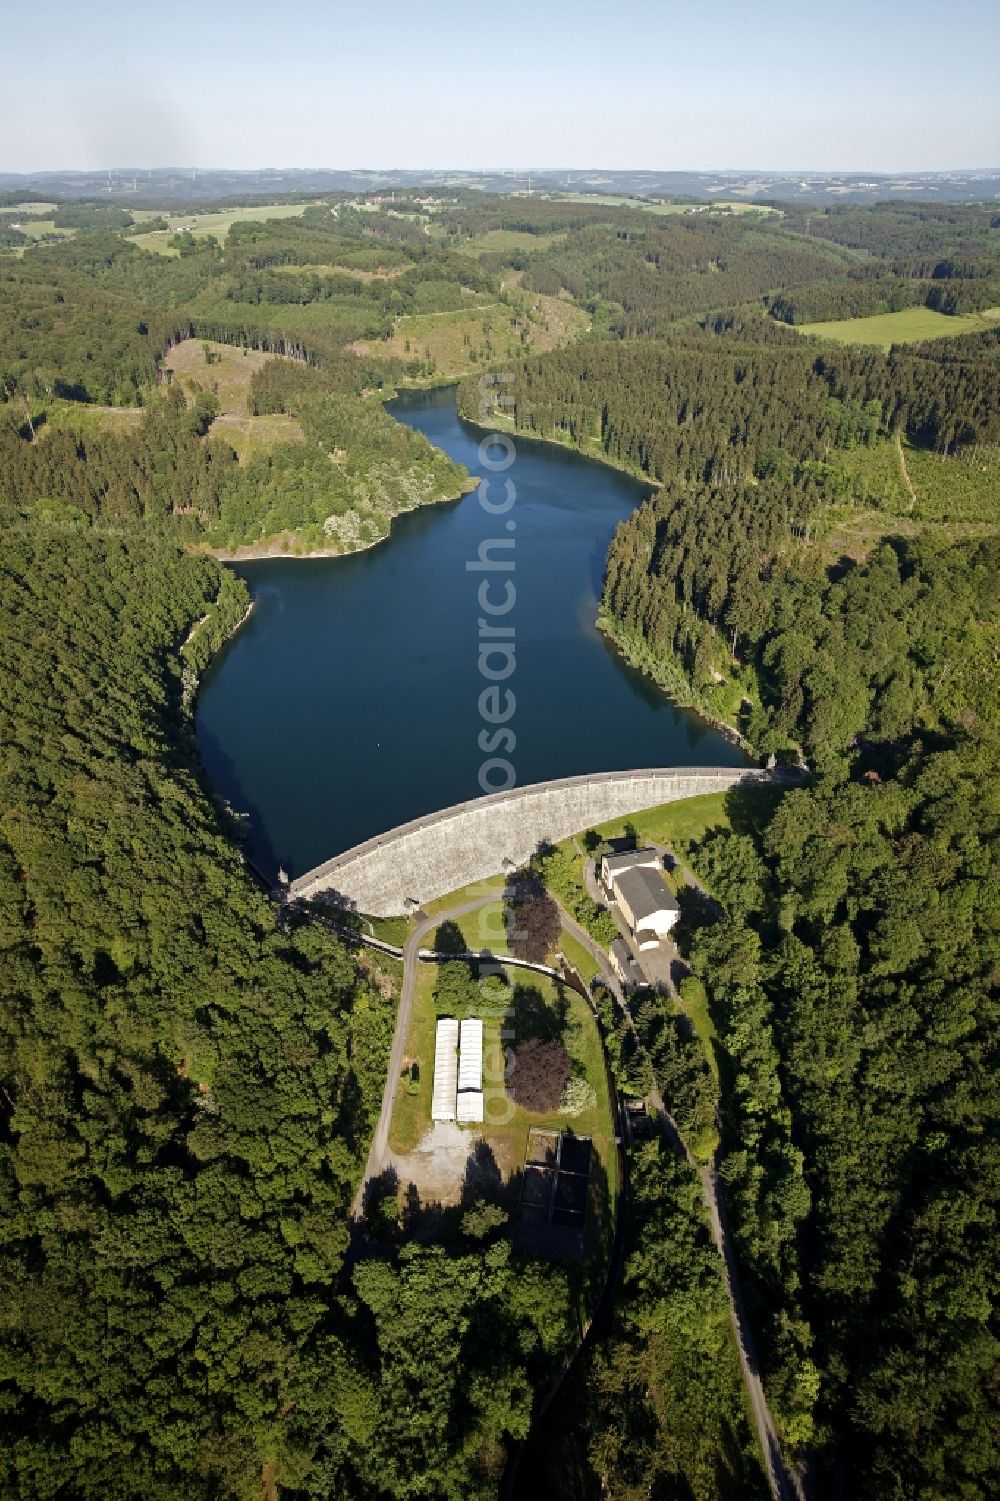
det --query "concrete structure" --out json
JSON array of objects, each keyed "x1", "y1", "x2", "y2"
[
  {"x1": 431, "y1": 1018, "x2": 459, "y2": 1122},
  {"x1": 600, "y1": 846, "x2": 660, "y2": 890},
  {"x1": 614, "y1": 866, "x2": 679, "y2": 950},
  {"x1": 290, "y1": 766, "x2": 764, "y2": 916}
]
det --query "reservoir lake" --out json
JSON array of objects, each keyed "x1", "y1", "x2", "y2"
[{"x1": 196, "y1": 385, "x2": 746, "y2": 879}]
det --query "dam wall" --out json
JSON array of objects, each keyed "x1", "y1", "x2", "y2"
[{"x1": 289, "y1": 766, "x2": 768, "y2": 916}]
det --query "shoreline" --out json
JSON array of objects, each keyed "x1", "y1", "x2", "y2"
[
  {"x1": 595, "y1": 614, "x2": 753, "y2": 754},
  {"x1": 456, "y1": 399, "x2": 753, "y2": 755},
  {"x1": 205, "y1": 476, "x2": 478, "y2": 564},
  {"x1": 456, "y1": 401, "x2": 660, "y2": 491}
]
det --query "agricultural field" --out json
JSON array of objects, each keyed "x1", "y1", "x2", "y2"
[
  {"x1": 556, "y1": 191, "x2": 781, "y2": 216},
  {"x1": 4, "y1": 210, "x2": 75, "y2": 244},
  {"x1": 130, "y1": 202, "x2": 311, "y2": 255},
  {"x1": 457, "y1": 227, "x2": 569, "y2": 257},
  {"x1": 798, "y1": 303, "x2": 1000, "y2": 350}
]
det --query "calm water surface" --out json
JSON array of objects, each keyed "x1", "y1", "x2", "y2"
[{"x1": 196, "y1": 386, "x2": 745, "y2": 878}]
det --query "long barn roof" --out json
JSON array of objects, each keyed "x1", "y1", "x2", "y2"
[{"x1": 432, "y1": 1018, "x2": 459, "y2": 1121}]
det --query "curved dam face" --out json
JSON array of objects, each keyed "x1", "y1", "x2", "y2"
[{"x1": 288, "y1": 766, "x2": 770, "y2": 916}]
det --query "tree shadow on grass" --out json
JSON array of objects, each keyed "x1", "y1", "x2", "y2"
[
  {"x1": 432, "y1": 919, "x2": 467, "y2": 955},
  {"x1": 512, "y1": 980, "x2": 568, "y2": 1043},
  {"x1": 461, "y1": 1138, "x2": 505, "y2": 1209}
]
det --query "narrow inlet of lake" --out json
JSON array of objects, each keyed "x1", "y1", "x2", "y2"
[{"x1": 196, "y1": 385, "x2": 746, "y2": 879}]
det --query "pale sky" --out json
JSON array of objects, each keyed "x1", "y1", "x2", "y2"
[{"x1": 5, "y1": 0, "x2": 999, "y2": 174}]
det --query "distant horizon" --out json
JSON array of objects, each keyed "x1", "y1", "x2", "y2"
[{"x1": 4, "y1": 164, "x2": 999, "y2": 180}]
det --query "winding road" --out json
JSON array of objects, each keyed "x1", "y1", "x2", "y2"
[{"x1": 342, "y1": 885, "x2": 801, "y2": 1501}]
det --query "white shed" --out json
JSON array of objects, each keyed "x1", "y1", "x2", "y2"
[
  {"x1": 458, "y1": 1018, "x2": 484, "y2": 1093},
  {"x1": 432, "y1": 1018, "x2": 459, "y2": 1121},
  {"x1": 456, "y1": 1090, "x2": 484, "y2": 1123}
]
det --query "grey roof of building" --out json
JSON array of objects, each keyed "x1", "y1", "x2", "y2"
[
  {"x1": 609, "y1": 937, "x2": 646, "y2": 985},
  {"x1": 603, "y1": 846, "x2": 659, "y2": 876},
  {"x1": 614, "y1": 865, "x2": 679, "y2": 921}
]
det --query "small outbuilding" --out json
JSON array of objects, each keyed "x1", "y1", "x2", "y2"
[{"x1": 608, "y1": 937, "x2": 647, "y2": 989}]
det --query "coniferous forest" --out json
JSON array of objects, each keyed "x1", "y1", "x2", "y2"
[{"x1": 1, "y1": 186, "x2": 997, "y2": 1500}]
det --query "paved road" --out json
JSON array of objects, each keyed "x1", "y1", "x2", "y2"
[
  {"x1": 351, "y1": 893, "x2": 504, "y2": 1217},
  {"x1": 347, "y1": 882, "x2": 802, "y2": 1501},
  {"x1": 651, "y1": 1086, "x2": 801, "y2": 1501},
  {"x1": 574, "y1": 852, "x2": 799, "y2": 1501}
]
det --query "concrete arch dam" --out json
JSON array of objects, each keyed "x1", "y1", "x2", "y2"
[{"x1": 288, "y1": 766, "x2": 769, "y2": 917}]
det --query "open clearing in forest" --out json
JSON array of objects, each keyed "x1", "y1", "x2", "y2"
[
  {"x1": 797, "y1": 304, "x2": 1000, "y2": 350},
  {"x1": 556, "y1": 192, "x2": 781, "y2": 216},
  {"x1": 163, "y1": 338, "x2": 304, "y2": 456},
  {"x1": 269, "y1": 262, "x2": 408, "y2": 281},
  {"x1": 354, "y1": 290, "x2": 588, "y2": 379},
  {"x1": 387, "y1": 956, "x2": 615, "y2": 1252},
  {"x1": 459, "y1": 228, "x2": 569, "y2": 257},
  {"x1": 37, "y1": 338, "x2": 305, "y2": 453}
]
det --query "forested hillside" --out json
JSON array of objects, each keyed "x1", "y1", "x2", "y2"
[
  {"x1": 681, "y1": 747, "x2": 999, "y2": 1498},
  {"x1": 463, "y1": 322, "x2": 999, "y2": 751},
  {"x1": 460, "y1": 200, "x2": 999, "y2": 1500},
  {"x1": 1, "y1": 187, "x2": 997, "y2": 1500},
  {"x1": 0, "y1": 524, "x2": 586, "y2": 1499}
]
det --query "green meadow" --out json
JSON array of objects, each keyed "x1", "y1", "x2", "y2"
[{"x1": 798, "y1": 304, "x2": 1000, "y2": 351}]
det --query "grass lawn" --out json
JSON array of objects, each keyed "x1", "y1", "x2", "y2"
[
  {"x1": 389, "y1": 964, "x2": 439, "y2": 1152},
  {"x1": 797, "y1": 304, "x2": 1000, "y2": 351},
  {"x1": 557, "y1": 929, "x2": 602, "y2": 983},
  {"x1": 582, "y1": 786, "x2": 782, "y2": 851},
  {"x1": 421, "y1": 873, "x2": 506, "y2": 917},
  {"x1": 445, "y1": 901, "x2": 511, "y2": 956}
]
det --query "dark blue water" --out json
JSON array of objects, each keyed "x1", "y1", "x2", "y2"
[{"x1": 196, "y1": 386, "x2": 745, "y2": 878}]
